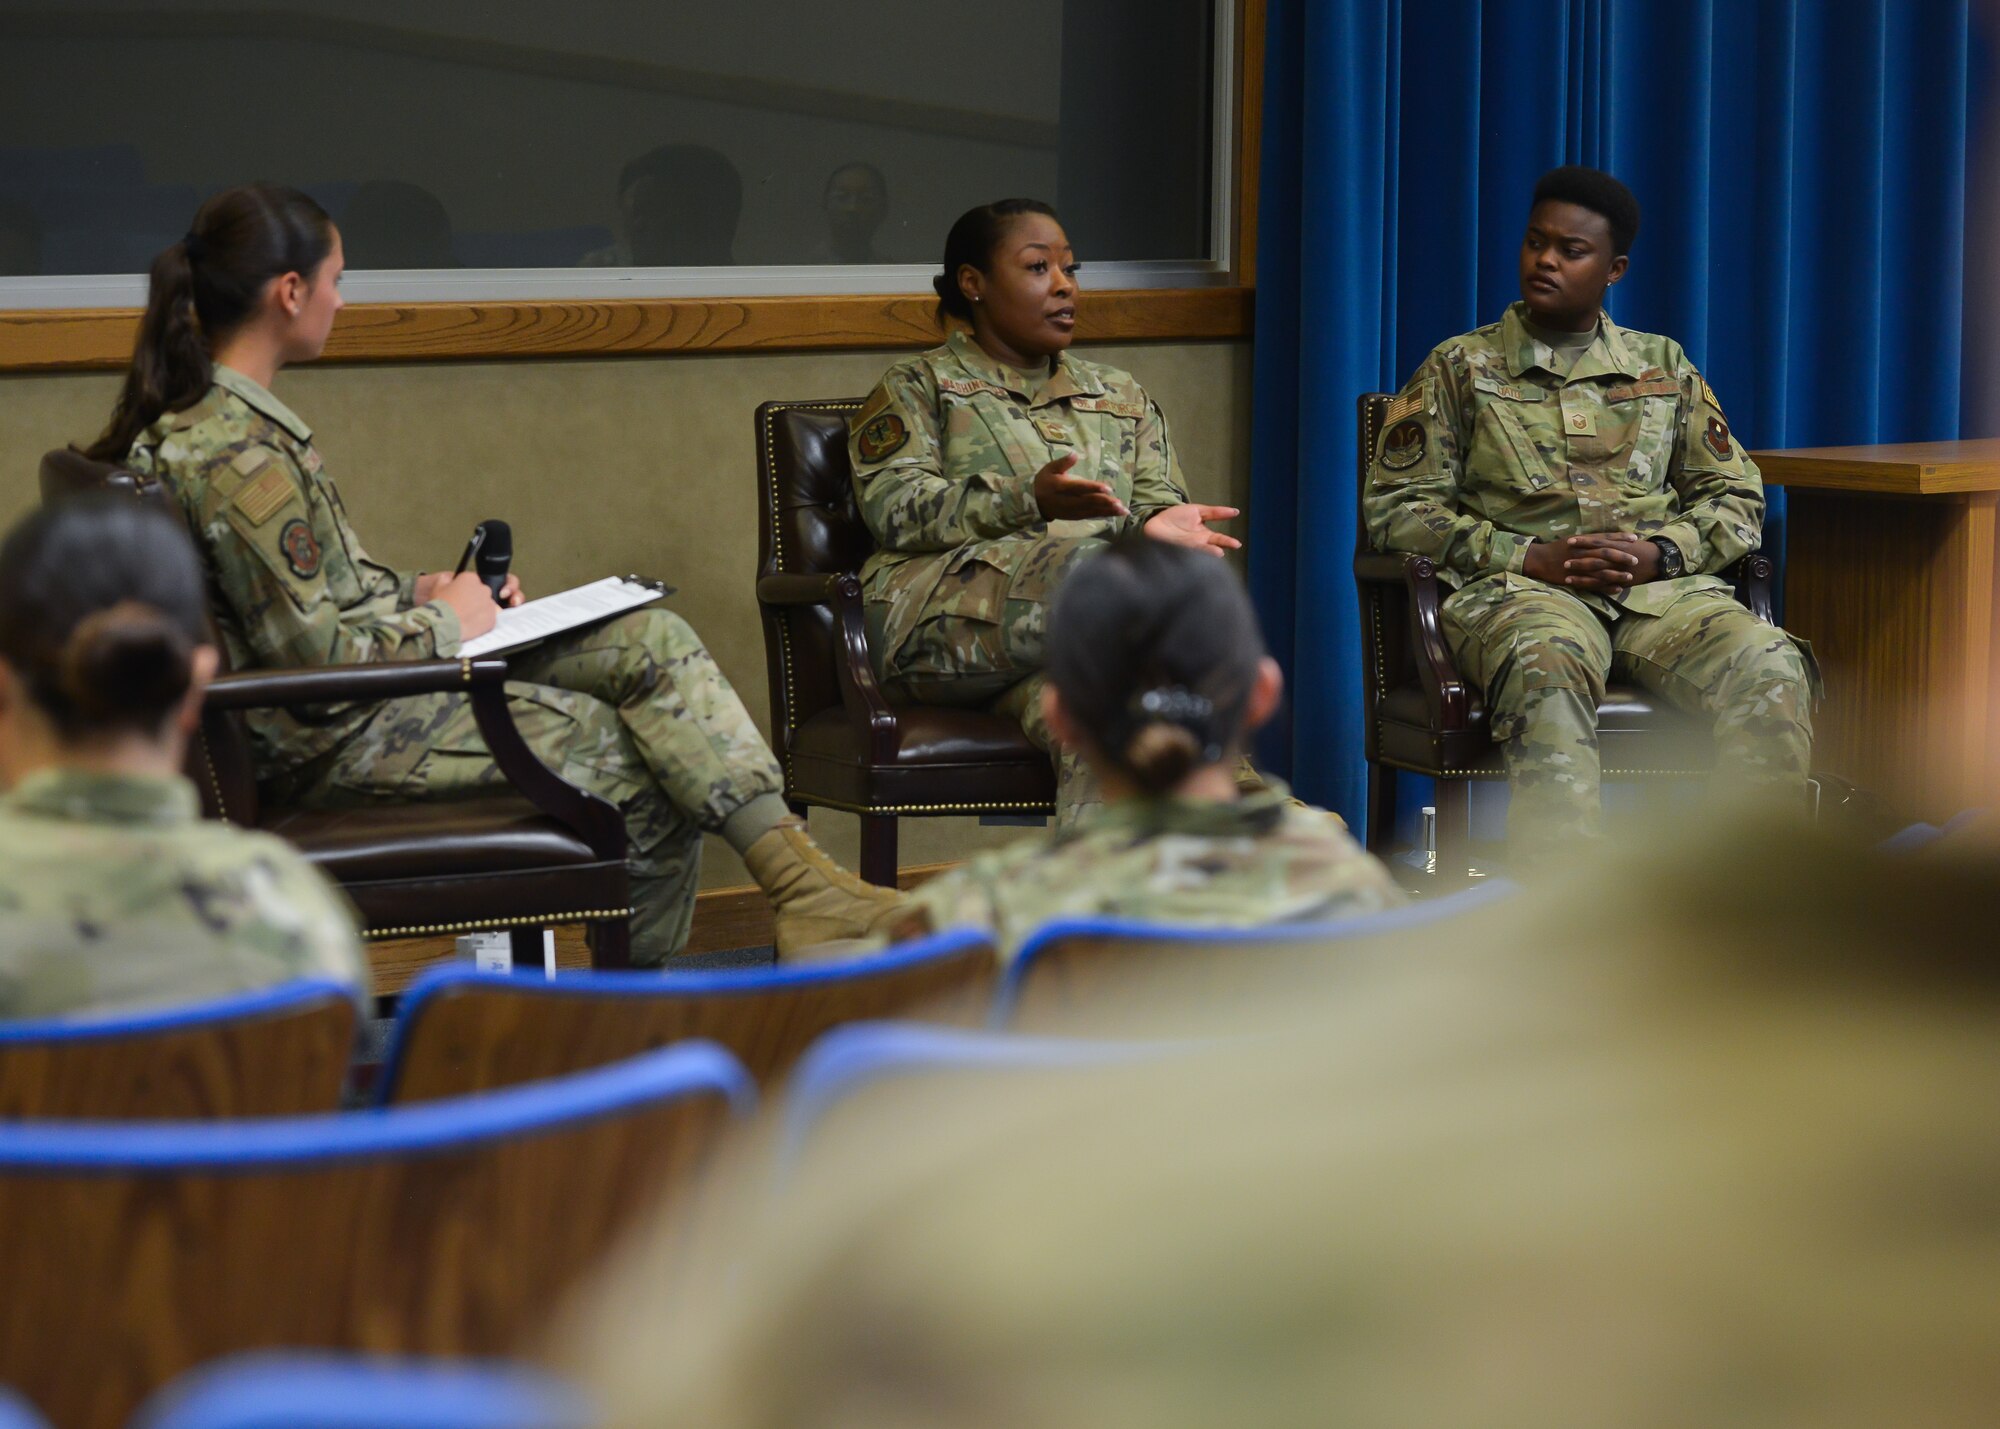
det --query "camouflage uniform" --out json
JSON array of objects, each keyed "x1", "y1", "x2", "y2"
[
  {"x1": 850, "y1": 332, "x2": 1193, "y2": 819},
  {"x1": 0, "y1": 769, "x2": 366, "y2": 1018},
  {"x1": 1365, "y1": 303, "x2": 1818, "y2": 860},
  {"x1": 905, "y1": 782, "x2": 1405, "y2": 961},
  {"x1": 126, "y1": 366, "x2": 784, "y2": 963}
]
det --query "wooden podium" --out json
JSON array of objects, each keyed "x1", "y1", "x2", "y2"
[{"x1": 1754, "y1": 441, "x2": 2000, "y2": 821}]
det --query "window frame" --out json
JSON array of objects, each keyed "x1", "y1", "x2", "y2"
[{"x1": 0, "y1": 0, "x2": 1262, "y2": 371}]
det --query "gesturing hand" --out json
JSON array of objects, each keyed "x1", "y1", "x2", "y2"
[
  {"x1": 1144, "y1": 502, "x2": 1243, "y2": 557},
  {"x1": 1033, "y1": 451, "x2": 1128, "y2": 521},
  {"x1": 1523, "y1": 533, "x2": 1660, "y2": 591}
]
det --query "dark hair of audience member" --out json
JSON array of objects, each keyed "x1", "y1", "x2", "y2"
[
  {"x1": 1045, "y1": 537, "x2": 1267, "y2": 794},
  {"x1": 84, "y1": 182, "x2": 334, "y2": 462},
  {"x1": 823, "y1": 160, "x2": 886, "y2": 202},
  {"x1": 0, "y1": 497, "x2": 209, "y2": 740},
  {"x1": 932, "y1": 197, "x2": 1059, "y2": 328},
  {"x1": 1531, "y1": 165, "x2": 1642, "y2": 256}
]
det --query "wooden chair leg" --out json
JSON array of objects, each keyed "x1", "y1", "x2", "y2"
[
  {"x1": 859, "y1": 814, "x2": 899, "y2": 888},
  {"x1": 1433, "y1": 778, "x2": 1472, "y2": 886},
  {"x1": 1365, "y1": 761, "x2": 1398, "y2": 853},
  {"x1": 587, "y1": 913, "x2": 632, "y2": 970}
]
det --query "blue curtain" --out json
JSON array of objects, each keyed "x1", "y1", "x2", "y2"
[{"x1": 1250, "y1": 0, "x2": 1990, "y2": 836}]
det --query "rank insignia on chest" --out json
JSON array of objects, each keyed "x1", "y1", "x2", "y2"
[
  {"x1": 1033, "y1": 415, "x2": 1073, "y2": 446},
  {"x1": 857, "y1": 412, "x2": 909, "y2": 462},
  {"x1": 1379, "y1": 418, "x2": 1427, "y2": 471},
  {"x1": 1703, "y1": 415, "x2": 1733, "y2": 460},
  {"x1": 279, "y1": 518, "x2": 322, "y2": 579}
]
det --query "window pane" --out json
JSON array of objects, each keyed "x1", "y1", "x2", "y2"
[{"x1": 0, "y1": 0, "x2": 1217, "y2": 277}]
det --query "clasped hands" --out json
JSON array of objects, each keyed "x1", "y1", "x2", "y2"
[
  {"x1": 1032, "y1": 451, "x2": 1241, "y2": 557},
  {"x1": 1524, "y1": 533, "x2": 1661, "y2": 591}
]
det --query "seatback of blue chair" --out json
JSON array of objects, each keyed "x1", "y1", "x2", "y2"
[
  {"x1": 0, "y1": 1387, "x2": 48, "y2": 1429},
  {"x1": 0, "y1": 1043, "x2": 752, "y2": 1429},
  {"x1": 131, "y1": 1352, "x2": 592, "y2": 1429},
  {"x1": 379, "y1": 929, "x2": 996, "y2": 1103},
  {"x1": 781, "y1": 1021, "x2": 1164, "y2": 1166},
  {"x1": 999, "y1": 882, "x2": 1520, "y2": 1029},
  {"x1": 0, "y1": 981, "x2": 358, "y2": 1119}
]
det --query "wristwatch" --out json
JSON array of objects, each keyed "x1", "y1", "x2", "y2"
[{"x1": 1649, "y1": 537, "x2": 1685, "y2": 578}]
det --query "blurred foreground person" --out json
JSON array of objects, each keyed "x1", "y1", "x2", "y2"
[
  {"x1": 0, "y1": 498, "x2": 365, "y2": 1017},
  {"x1": 892, "y1": 537, "x2": 1403, "y2": 957},
  {"x1": 560, "y1": 803, "x2": 1999, "y2": 1428}
]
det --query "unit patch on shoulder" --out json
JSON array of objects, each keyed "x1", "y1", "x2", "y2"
[
  {"x1": 1701, "y1": 377, "x2": 1723, "y2": 413},
  {"x1": 278, "y1": 518, "x2": 322, "y2": 579},
  {"x1": 857, "y1": 412, "x2": 909, "y2": 462},
  {"x1": 1379, "y1": 418, "x2": 1427, "y2": 472},
  {"x1": 232, "y1": 464, "x2": 295, "y2": 526},
  {"x1": 1703, "y1": 415, "x2": 1733, "y2": 460}
]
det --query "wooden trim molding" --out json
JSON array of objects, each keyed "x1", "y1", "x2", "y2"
[
  {"x1": 1234, "y1": 0, "x2": 1267, "y2": 287},
  {"x1": 0, "y1": 287, "x2": 1253, "y2": 373}
]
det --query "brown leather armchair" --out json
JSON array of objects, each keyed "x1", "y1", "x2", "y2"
[
  {"x1": 1353, "y1": 393, "x2": 1775, "y2": 879},
  {"x1": 39, "y1": 449, "x2": 633, "y2": 971},
  {"x1": 754, "y1": 399, "x2": 1056, "y2": 886}
]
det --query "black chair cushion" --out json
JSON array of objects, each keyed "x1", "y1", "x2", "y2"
[
  {"x1": 1375, "y1": 682, "x2": 1713, "y2": 776},
  {"x1": 262, "y1": 797, "x2": 604, "y2": 883},
  {"x1": 787, "y1": 706, "x2": 1056, "y2": 809}
]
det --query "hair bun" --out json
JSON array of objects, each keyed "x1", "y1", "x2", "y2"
[
  {"x1": 56, "y1": 600, "x2": 194, "y2": 725},
  {"x1": 1123, "y1": 721, "x2": 1203, "y2": 791}
]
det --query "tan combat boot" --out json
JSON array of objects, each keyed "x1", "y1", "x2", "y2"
[{"x1": 741, "y1": 817, "x2": 909, "y2": 958}]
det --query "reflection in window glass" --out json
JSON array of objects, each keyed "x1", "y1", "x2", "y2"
[{"x1": 0, "y1": 0, "x2": 1216, "y2": 276}]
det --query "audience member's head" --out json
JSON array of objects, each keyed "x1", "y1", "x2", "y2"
[
  {"x1": 0, "y1": 196, "x2": 43, "y2": 277},
  {"x1": 1044, "y1": 537, "x2": 1279, "y2": 798},
  {"x1": 562, "y1": 806, "x2": 2000, "y2": 1428},
  {"x1": 821, "y1": 161, "x2": 887, "y2": 263},
  {"x1": 0, "y1": 497, "x2": 215, "y2": 782},
  {"x1": 340, "y1": 180, "x2": 455, "y2": 269},
  {"x1": 86, "y1": 182, "x2": 338, "y2": 463},
  {"x1": 615, "y1": 145, "x2": 742, "y2": 266}
]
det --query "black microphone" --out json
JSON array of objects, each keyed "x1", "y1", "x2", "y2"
[{"x1": 473, "y1": 518, "x2": 511, "y2": 600}]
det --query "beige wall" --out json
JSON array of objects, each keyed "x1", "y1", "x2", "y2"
[{"x1": 0, "y1": 339, "x2": 1252, "y2": 892}]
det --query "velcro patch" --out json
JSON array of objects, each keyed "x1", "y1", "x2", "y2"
[
  {"x1": 1383, "y1": 382, "x2": 1428, "y2": 426},
  {"x1": 1069, "y1": 395, "x2": 1147, "y2": 419},
  {"x1": 1703, "y1": 415, "x2": 1733, "y2": 460},
  {"x1": 232, "y1": 464, "x2": 295, "y2": 526},
  {"x1": 230, "y1": 446, "x2": 271, "y2": 476},
  {"x1": 857, "y1": 412, "x2": 909, "y2": 462},
  {"x1": 279, "y1": 518, "x2": 322, "y2": 579},
  {"x1": 1379, "y1": 418, "x2": 1427, "y2": 472},
  {"x1": 1032, "y1": 414, "x2": 1073, "y2": 446},
  {"x1": 1701, "y1": 377, "x2": 1723, "y2": 412},
  {"x1": 937, "y1": 376, "x2": 1009, "y2": 399}
]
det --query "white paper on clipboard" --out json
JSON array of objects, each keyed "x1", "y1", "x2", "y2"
[{"x1": 457, "y1": 575, "x2": 673, "y2": 659}]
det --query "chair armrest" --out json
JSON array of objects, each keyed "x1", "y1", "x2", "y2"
[
  {"x1": 203, "y1": 657, "x2": 509, "y2": 710},
  {"x1": 1726, "y1": 551, "x2": 1776, "y2": 623},
  {"x1": 1353, "y1": 550, "x2": 1472, "y2": 732},
  {"x1": 757, "y1": 572, "x2": 850, "y2": 607},
  {"x1": 754, "y1": 571, "x2": 903, "y2": 764},
  {"x1": 205, "y1": 657, "x2": 627, "y2": 863}
]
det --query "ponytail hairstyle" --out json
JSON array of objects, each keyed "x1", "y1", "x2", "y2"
[
  {"x1": 932, "y1": 197, "x2": 1059, "y2": 328},
  {"x1": 84, "y1": 183, "x2": 335, "y2": 462},
  {"x1": 1045, "y1": 537, "x2": 1269, "y2": 795},
  {"x1": 0, "y1": 497, "x2": 211, "y2": 740}
]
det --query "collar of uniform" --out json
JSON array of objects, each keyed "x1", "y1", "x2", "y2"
[
  {"x1": 1074, "y1": 780, "x2": 1294, "y2": 841},
  {"x1": 1499, "y1": 301, "x2": 1646, "y2": 383},
  {"x1": 211, "y1": 365, "x2": 314, "y2": 444},
  {"x1": 2, "y1": 768, "x2": 200, "y2": 827},
  {"x1": 943, "y1": 330, "x2": 1105, "y2": 404}
]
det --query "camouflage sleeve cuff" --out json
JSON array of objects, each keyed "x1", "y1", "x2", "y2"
[
  {"x1": 1654, "y1": 520, "x2": 1707, "y2": 573},
  {"x1": 420, "y1": 599, "x2": 463, "y2": 656},
  {"x1": 997, "y1": 469, "x2": 1044, "y2": 531},
  {"x1": 1491, "y1": 531, "x2": 1535, "y2": 577},
  {"x1": 399, "y1": 570, "x2": 421, "y2": 608}
]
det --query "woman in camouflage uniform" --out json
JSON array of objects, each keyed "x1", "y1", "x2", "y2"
[
  {"x1": 0, "y1": 498, "x2": 366, "y2": 1018},
  {"x1": 84, "y1": 183, "x2": 901, "y2": 963},
  {"x1": 849, "y1": 199, "x2": 1242, "y2": 819},
  {"x1": 891, "y1": 538, "x2": 1403, "y2": 959}
]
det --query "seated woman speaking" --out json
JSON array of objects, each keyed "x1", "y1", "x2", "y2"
[
  {"x1": 0, "y1": 497, "x2": 366, "y2": 1018},
  {"x1": 849, "y1": 199, "x2": 1241, "y2": 822}
]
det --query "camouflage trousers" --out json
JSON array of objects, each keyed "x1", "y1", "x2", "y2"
[
  {"x1": 281, "y1": 608, "x2": 783, "y2": 963},
  {"x1": 1440, "y1": 574, "x2": 1818, "y2": 867},
  {"x1": 865, "y1": 533, "x2": 1104, "y2": 825}
]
